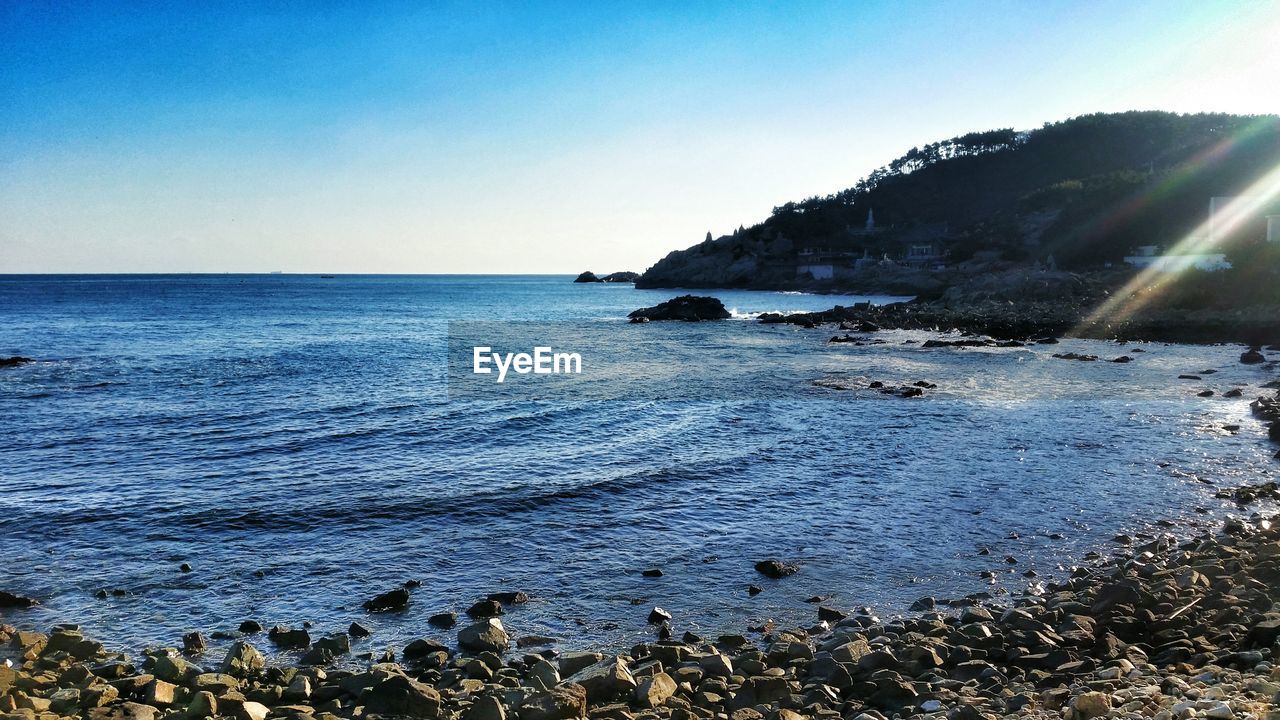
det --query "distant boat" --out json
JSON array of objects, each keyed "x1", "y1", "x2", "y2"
[
  {"x1": 269, "y1": 271, "x2": 283, "y2": 275},
  {"x1": 320, "y1": 275, "x2": 335, "y2": 279}
]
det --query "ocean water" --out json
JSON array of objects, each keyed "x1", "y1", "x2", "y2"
[{"x1": 0, "y1": 274, "x2": 1276, "y2": 660}]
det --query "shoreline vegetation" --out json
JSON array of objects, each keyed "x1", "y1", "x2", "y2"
[{"x1": 3, "y1": 486, "x2": 1280, "y2": 720}]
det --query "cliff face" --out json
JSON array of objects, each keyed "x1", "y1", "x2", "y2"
[{"x1": 637, "y1": 111, "x2": 1280, "y2": 292}]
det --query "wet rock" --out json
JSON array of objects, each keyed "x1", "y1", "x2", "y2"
[
  {"x1": 182, "y1": 631, "x2": 206, "y2": 655},
  {"x1": 268, "y1": 625, "x2": 310, "y2": 648},
  {"x1": 0, "y1": 591, "x2": 37, "y2": 608},
  {"x1": 910, "y1": 596, "x2": 936, "y2": 611},
  {"x1": 628, "y1": 295, "x2": 731, "y2": 322},
  {"x1": 0, "y1": 356, "x2": 33, "y2": 368},
  {"x1": 558, "y1": 651, "x2": 604, "y2": 677},
  {"x1": 238, "y1": 620, "x2": 263, "y2": 634},
  {"x1": 458, "y1": 619, "x2": 510, "y2": 654},
  {"x1": 178, "y1": 563, "x2": 192, "y2": 573},
  {"x1": 363, "y1": 674, "x2": 443, "y2": 719},
  {"x1": 754, "y1": 559, "x2": 798, "y2": 579},
  {"x1": 348, "y1": 622, "x2": 371, "y2": 638},
  {"x1": 1241, "y1": 347, "x2": 1266, "y2": 364},
  {"x1": 1053, "y1": 352, "x2": 1098, "y2": 361},
  {"x1": 362, "y1": 588, "x2": 410, "y2": 612},
  {"x1": 641, "y1": 568, "x2": 663, "y2": 577},
  {"x1": 573, "y1": 271, "x2": 602, "y2": 283},
  {"x1": 486, "y1": 591, "x2": 529, "y2": 605},
  {"x1": 466, "y1": 599, "x2": 503, "y2": 618},
  {"x1": 747, "y1": 585, "x2": 763, "y2": 596},
  {"x1": 403, "y1": 637, "x2": 449, "y2": 660},
  {"x1": 428, "y1": 611, "x2": 458, "y2": 628},
  {"x1": 647, "y1": 607, "x2": 672, "y2": 624},
  {"x1": 517, "y1": 682, "x2": 587, "y2": 720}
]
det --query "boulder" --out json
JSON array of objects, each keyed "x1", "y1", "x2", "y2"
[
  {"x1": 563, "y1": 656, "x2": 636, "y2": 703},
  {"x1": 0, "y1": 357, "x2": 33, "y2": 368},
  {"x1": 363, "y1": 674, "x2": 442, "y2": 719},
  {"x1": 600, "y1": 271, "x2": 639, "y2": 283},
  {"x1": 517, "y1": 683, "x2": 587, "y2": 720},
  {"x1": 1070, "y1": 691, "x2": 1111, "y2": 719},
  {"x1": 464, "y1": 695, "x2": 506, "y2": 720},
  {"x1": 1241, "y1": 347, "x2": 1266, "y2": 364},
  {"x1": 428, "y1": 612, "x2": 458, "y2": 628},
  {"x1": 634, "y1": 672, "x2": 677, "y2": 708},
  {"x1": 0, "y1": 591, "x2": 37, "y2": 608},
  {"x1": 221, "y1": 641, "x2": 265, "y2": 677},
  {"x1": 628, "y1": 295, "x2": 731, "y2": 322},
  {"x1": 573, "y1": 272, "x2": 602, "y2": 283},
  {"x1": 458, "y1": 619, "x2": 510, "y2": 654},
  {"x1": 466, "y1": 599, "x2": 503, "y2": 618},
  {"x1": 363, "y1": 588, "x2": 411, "y2": 612},
  {"x1": 754, "y1": 559, "x2": 798, "y2": 579}
]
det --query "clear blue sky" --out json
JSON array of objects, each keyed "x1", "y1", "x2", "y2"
[{"x1": 2, "y1": 1, "x2": 1277, "y2": 273}]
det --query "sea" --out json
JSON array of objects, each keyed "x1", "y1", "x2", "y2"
[{"x1": 0, "y1": 274, "x2": 1276, "y2": 660}]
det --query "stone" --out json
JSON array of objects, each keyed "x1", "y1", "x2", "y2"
[
  {"x1": 1070, "y1": 691, "x2": 1111, "y2": 720},
  {"x1": 152, "y1": 654, "x2": 199, "y2": 684},
  {"x1": 235, "y1": 701, "x2": 270, "y2": 720},
  {"x1": 182, "y1": 631, "x2": 206, "y2": 654},
  {"x1": 348, "y1": 622, "x2": 372, "y2": 638},
  {"x1": 284, "y1": 675, "x2": 312, "y2": 701},
  {"x1": 144, "y1": 679, "x2": 177, "y2": 707},
  {"x1": 486, "y1": 591, "x2": 530, "y2": 605},
  {"x1": 628, "y1": 295, "x2": 731, "y2": 322},
  {"x1": 558, "y1": 652, "x2": 604, "y2": 677},
  {"x1": 268, "y1": 625, "x2": 310, "y2": 648},
  {"x1": 465, "y1": 695, "x2": 506, "y2": 720},
  {"x1": 221, "y1": 641, "x2": 265, "y2": 677},
  {"x1": 458, "y1": 619, "x2": 510, "y2": 654},
  {"x1": 187, "y1": 691, "x2": 217, "y2": 717},
  {"x1": 1242, "y1": 348, "x2": 1266, "y2": 364},
  {"x1": 0, "y1": 592, "x2": 38, "y2": 609},
  {"x1": 363, "y1": 674, "x2": 443, "y2": 718},
  {"x1": 573, "y1": 271, "x2": 602, "y2": 283},
  {"x1": 466, "y1": 599, "x2": 503, "y2": 618},
  {"x1": 634, "y1": 672, "x2": 677, "y2": 708},
  {"x1": 428, "y1": 612, "x2": 458, "y2": 628},
  {"x1": 753, "y1": 559, "x2": 798, "y2": 579},
  {"x1": 238, "y1": 620, "x2": 263, "y2": 634},
  {"x1": 563, "y1": 656, "x2": 636, "y2": 703},
  {"x1": 647, "y1": 607, "x2": 672, "y2": 624},
  {"x1": 363, "y1": 588, "x2": 411, "y2": 612},
  {"x1": 517, "y1": 682, "x2": 587, "y2": 720}
]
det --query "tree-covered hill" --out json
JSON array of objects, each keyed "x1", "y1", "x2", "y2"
[{"x1": 637, "y1": 111, "x2": 1280, "y2": 290}]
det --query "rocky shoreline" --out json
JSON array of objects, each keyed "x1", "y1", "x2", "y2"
[
  {"x1": 4, "y1": 482, "x2": 1280, "y2": 720},
  {"x1": 755, "y1": 300, "x2": 1280, "y2": 347}
]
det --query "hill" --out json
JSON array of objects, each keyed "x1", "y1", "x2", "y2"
[{"x1": 636, "y1": 112, "x2": 1280, "y2": 295}]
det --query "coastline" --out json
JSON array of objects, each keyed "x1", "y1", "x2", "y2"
[
  {"x1": 3, "y1": 491, "x2": 1278, "y2": 720},
  {"x1": 756, "y1": 300, "x2": 1280, "y2": 347}
]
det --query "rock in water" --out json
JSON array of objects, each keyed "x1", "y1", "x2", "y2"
[
  {"x1": 428, "y1": 611, "x2": 458, "y2": 628},
  {"x1": 600, "y1": 271, "x2": 639, "y2": 283},
  {"x1": 458, "y1": 618, "x2": 510, "y2": 653},
  {"x1": 518, "y1": 683, "x2": 587, "y2": 720},
  {"x1": 1241, "y1": 347, "x2": 1266, "y2": 364},
  {"x1": 573, "y1": 271, "x2": 602, "y2": 283},
  {"x1": 0, "y1": 356, "x2": 33, "y2": 368},
  {"x1": 754, "y1": 559, "x2": 798, "y2": 578},
  {"x1": 628, "y1": 295, "x2": 731, "y2": 322},
  {"x1": 466, "y1": 599, "x2": 503, "y2": 618},
  {"x1": 647, "y1": 607, "x2": 672, "y2": 624},
  {"x1": 363, "y1": 587, "x2": 411, "y2": 612},
  {"x1": 363, "y1": 674, "x2": 443, "y2": 719},
  {"x1": 0, "y1": 590, "x2": 38, "y2": 608}
]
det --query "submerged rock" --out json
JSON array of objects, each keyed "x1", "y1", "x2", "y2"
[
  {"x1": 0, "y1": 356, "x2": 33, "y2": 368},
  {"x1": 754, "y1": 559, "x2": 798, "y2": 578}
]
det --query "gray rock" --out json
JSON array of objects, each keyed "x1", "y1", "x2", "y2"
[
  {"x1": 517, "y1": 682, "x2": 587, "y2": 720},
  {"x1": 458, "y1": 619, "x2": 510, "y2": 654},
  {"x1": 363, "y1": 674, "x2": 443, "y2": 719}
]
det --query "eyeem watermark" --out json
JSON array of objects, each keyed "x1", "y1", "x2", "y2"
[{"x1": 473, "y1": 346, "x2": 583, "y2": 383}]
